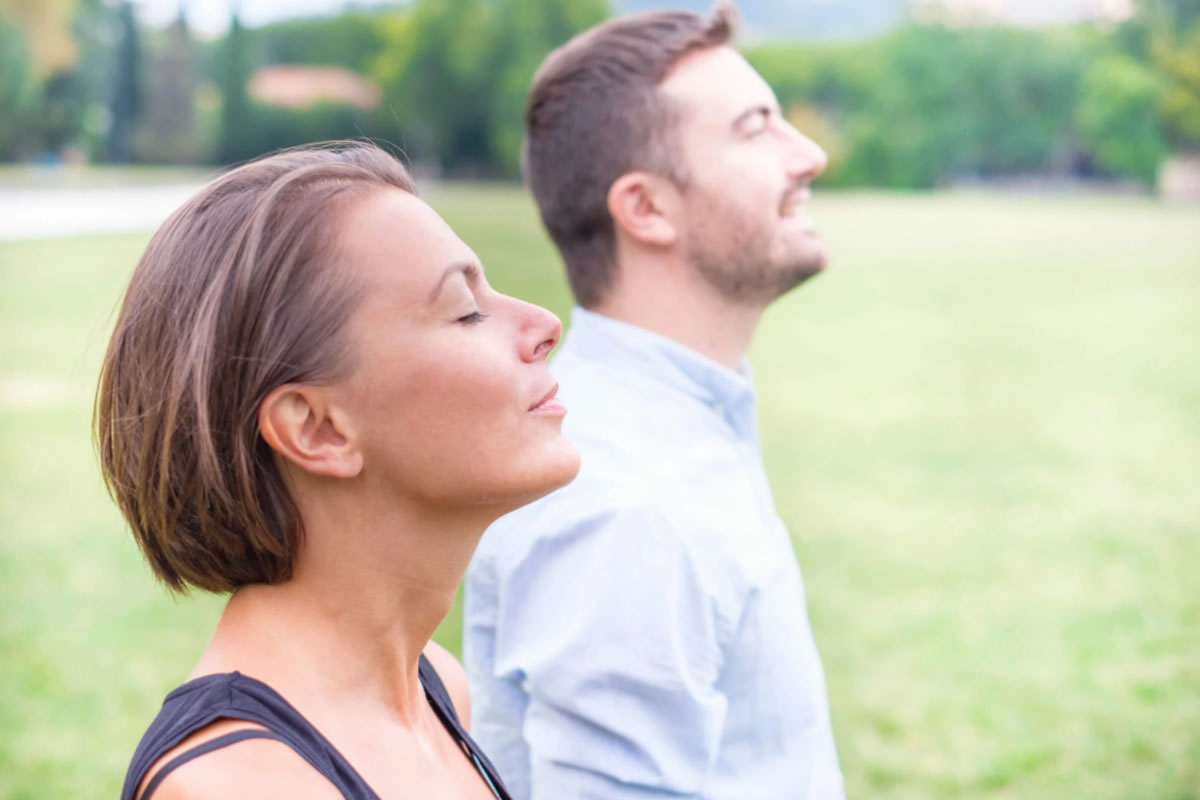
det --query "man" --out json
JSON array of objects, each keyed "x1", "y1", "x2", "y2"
[{"x1": 464, "y1": 4, "x2": 843, "y2": 798}]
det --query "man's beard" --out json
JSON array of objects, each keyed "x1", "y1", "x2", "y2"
[{"x1": 685, "y1": 202, "x2": 824, "y2": 305}]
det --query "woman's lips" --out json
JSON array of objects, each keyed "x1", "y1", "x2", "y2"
[{"x1": 530, "y1": 383, "x2": 567, "y2": 415}]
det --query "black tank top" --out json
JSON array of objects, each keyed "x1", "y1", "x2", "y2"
[{"x1": 120, "y1": 655, "x2": 511, "y2": 799}]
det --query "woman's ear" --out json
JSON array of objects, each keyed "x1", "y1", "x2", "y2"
[
  {"x1": 258, "y1": 384, "x2": 363, "y2": 479},
  {"x1": 606, "y1": 171, "x2": 680, "y2": 249}
]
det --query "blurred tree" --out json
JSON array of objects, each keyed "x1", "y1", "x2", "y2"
[
  {"x1": 71, "y1": 0, "x2": 121, "y2": 159},
  {"x1": 1137, "y1": 0, "x2": 1200, "y2": 28},
  {"x1": 11, "y1": 0, "x2": 1166, "y2": 181},
  {"x1": 0, "y1": 17, "x2": 38, "y2": 158},
  {"x1": 257, "y1": 11, "x2": 388, "y2": 74},
  {"x1": 749, "y1": 25, "x2": 1099, "y2": 187},
  {"x1": 1, "y1": 0, "x2": 109, "y2": 160},
  {"x1": 1138, "y1": 0, "x2": 1200, "y2": 149},
  {"x1": 747, "y1": 38, "x2": 878, "y2": 115},
  {"x1": 218, "y1": 6, "x2": 253, "y2": 164},
  {"x1": 135, "y1": 7, "x2": 200, "y2": 163},
  {"x1": 372, "y1": 0, "x2": 607, "y2": 176},
  {"x1": 1151, "y1": 26, "x2": 1200, "y2": 148},
  {"x1": 486, "y1": 0, "x2": 608, "y2": 174},
  {"x1": 373, "y1": 0, "x2": 495, "y2": 172},
  {"x1": 832, "y1": 26, "x2": 969, "y2": 187},
  {"x1": 956, "y1": 28, "x2": 1093, "y2": 176},
  {"x1": 1077, "y1": 54, "x2": 1169, "y2": 181},
  {"x1": 0, "y1": 0, "x2": 81, "y2": 78},
  {"x1": 105, "y1": 0, "x2": 142, "y2": 162},
  {"x1": 235, "y1": 102, "x2": 375, "y2": 159}
]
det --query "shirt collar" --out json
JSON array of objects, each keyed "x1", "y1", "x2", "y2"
[{"x1": 561, "y1": 307, "x2": 758, "y2": 439}]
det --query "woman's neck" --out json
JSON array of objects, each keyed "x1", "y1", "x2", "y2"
[{"x1": 194, "y1": 493, "x2": 492, "y2": 726}]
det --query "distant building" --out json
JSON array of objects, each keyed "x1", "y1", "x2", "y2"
[
  {"x1": 913, "y1": 0, "x2": 1134, "y2": 27},
  {"x1": 247, "y1": 65, "x2": 381, "y2": 110},
  {"x1": 1160, "y1": 156, "x2": 1200, "y2": 203}
]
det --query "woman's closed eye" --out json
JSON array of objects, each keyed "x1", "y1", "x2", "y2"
[{"x1": 457, "y1": 311, "x2": 490, "y2": 325}]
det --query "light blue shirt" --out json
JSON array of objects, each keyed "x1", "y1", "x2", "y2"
[{"x1": 465, "y1": 308, "x2": 844, "y2": 800}]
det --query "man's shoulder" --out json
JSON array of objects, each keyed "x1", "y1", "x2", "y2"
[
  {"x1": 483, "y1": 478, "x2": 673, "y2": 549},
  {"x1": 476, "y1": 475, "x2": 753, "y2": 597}
]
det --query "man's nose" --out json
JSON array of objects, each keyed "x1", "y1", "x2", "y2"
[{"x1": 780, "y1": 121, "x2": 828, "y2": 181}]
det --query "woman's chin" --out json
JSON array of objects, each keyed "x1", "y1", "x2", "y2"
[
  {"x1": 485, "y1": 440, "x2": 581, "y2": 517},
  {"x1": 543, "y1": 440, "x2": 583, "y2": 493}
]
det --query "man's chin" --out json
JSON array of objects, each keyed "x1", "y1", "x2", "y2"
[
  {"x1": 780, "y1": 241, "x2": 829, "y2": 282},
  {"x1": 773, "y1": 253, "x2": 825, "y2": 295}
]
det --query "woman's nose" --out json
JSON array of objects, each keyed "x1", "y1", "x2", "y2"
[{"x1": 518, "y1": 300, "x2": 562, "y2": 362}]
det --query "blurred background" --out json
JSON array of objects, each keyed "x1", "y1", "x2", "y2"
[
  {"x1": 2, "y1": 0, "x2": 1199, "y2": 188},
  {"x1": 0, "y1": 1, "x2": 1197, "y2": 798}
]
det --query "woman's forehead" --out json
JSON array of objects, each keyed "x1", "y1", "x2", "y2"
[{"x1": 338, "y1": 189, "x2": 476, "y2": 289}]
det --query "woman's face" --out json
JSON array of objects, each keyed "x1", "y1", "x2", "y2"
[{"x1": 328, "y1": 188, "x2": 580, "y2": 511}]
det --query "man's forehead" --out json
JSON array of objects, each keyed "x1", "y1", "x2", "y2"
[{"x1": 659, "y1": 46, "x2": 775, "y2": 120}]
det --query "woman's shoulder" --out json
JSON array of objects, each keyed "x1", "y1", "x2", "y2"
[
  {"x1": 136, "y1": 719, "x2": 341, "y2": 800},
  {"x1": 124, "y1": 672, "x2": 346, "y2": 800}
]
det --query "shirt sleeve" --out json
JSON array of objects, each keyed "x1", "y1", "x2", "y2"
[{"x1": 492, "y1": 504, "x2": 737, "y2": 799}]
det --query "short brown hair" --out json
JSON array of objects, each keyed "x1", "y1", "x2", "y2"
[
  {"x1": 523, "y1": 3, "x2": 736, "y2": 307},
  {"x1": 95, "y1": 141, "x2": 415, "y2": 593}
]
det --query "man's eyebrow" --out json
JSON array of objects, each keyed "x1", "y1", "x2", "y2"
[
  {"x1": 730, "y1": 103, "x2": 776, "y2": 131},
  {"x1": 428, "y1": 261, "x2": 481, "y2": 302}
]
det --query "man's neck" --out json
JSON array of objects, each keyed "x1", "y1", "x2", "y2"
[{"x1": 591, "y1": 262, "x2": 765, "y2": 371}]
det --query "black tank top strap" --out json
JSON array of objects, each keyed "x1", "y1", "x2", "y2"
[
  {"x1": 122, "y1": 655, "x2": 511, "y2": 800},
  {"x1": 141, "y1": 729, "x2": 290, "y2": 799},
  {"x1": 121, "y1": 670, "x2": 378, "y2": 800},
  {"x1": 418, "y1": 656, "x2": 512, "y2": 799}
]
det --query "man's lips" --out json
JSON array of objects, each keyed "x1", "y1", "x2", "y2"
[
  {"x1": 781, "y1": 186, "x2": 811, "y2": 216},
  {"x1": 529, "y1": 383, "x2": 565, "y2": 413}
]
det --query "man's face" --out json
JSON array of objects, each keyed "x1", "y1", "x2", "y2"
[{"x1": 659, "y1": 46, "x2": 829, "y2": 305}]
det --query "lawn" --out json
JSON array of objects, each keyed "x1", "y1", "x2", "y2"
[{"x1": 1, "y1": 186, "x2": 1197, "y2": 799}]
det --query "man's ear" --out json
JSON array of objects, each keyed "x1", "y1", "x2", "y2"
[
  {"x1": 606, "y1": 171, "x2": 679, "y2": 248},
  {"x1": 258, "y1": 384, "x2": 363, "y2": 479}
]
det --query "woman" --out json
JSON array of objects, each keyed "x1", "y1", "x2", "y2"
[{"x1": 97, "y1": 142, "x2": 580, "y2": 799}]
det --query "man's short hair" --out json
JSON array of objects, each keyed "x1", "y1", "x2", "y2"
[
  {"x1": 523, "y1": 3, "x2": 737, "y2": 308},
  {"x1": 95, "y1": 142, "x2": 414, "y2": 594}
]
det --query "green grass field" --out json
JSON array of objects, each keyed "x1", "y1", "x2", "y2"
[{"x1": 1, "y1": 186, "x2": 1197, "y2": 799}]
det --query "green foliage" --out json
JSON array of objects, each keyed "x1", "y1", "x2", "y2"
[
  {"x1": 484, "y1": 0, "x2": 609, "y2": 175},
  {"x1": 372, "y1": 0, "x2": 496, "y2": 171},
  {"x1": 748, "y1": 26, "x2": 1098, "y2": 188},
  {"x1": 843, "y1": 25, "x2": 973, "y2": 188},
  {"x1": 1126, "y1": 0, "x2": 1200, "y2": 150},
  {"x1": 1151, "y1": 24, "x2": 1200, "y2": 147},
  {"x1": 35, "y1": 70, "x2": 88, "y2": 155},
  {"x1": 4, "y1": 0, "x2": 1198, "y2": 182},
  {"x1": 254, "y1": 11, "x2": 389, "y2": 74},
  {"x1": 371, "y1": 0, "x2": 606, "y2": 176},
  {"x1": 238, "y1": 102, "x2": 377, "y2": 164},
  {"x1": 1136, "y1": 0, "x2": 1200, "y2": 29},
  {"x1": 133, "y1": 16, "x2": 202, "y2": 165},
  {"x1": 0, "y1": 18, "x2": 39, "y2": 159},
  {"x1": 104, "y1": 0, "x2": 142, "y2": 163},
  {"x1": 69, "y1": 0, "x2": 122, "y2": 160},
  {"x1": 217, "y1": 13, "x2": 252, "y2": 165},
  {"x1": 954, "y1": 28, "x2": 1094, "y2": 174},
  {"x1": 3, "y1": 0, "x2": 118, "y2": 160},
  {"x1": 1077, "y1": 54, "x2": 1168, "y2": 181}
]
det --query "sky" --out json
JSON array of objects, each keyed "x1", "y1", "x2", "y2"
[
  {"x1": 136, "y1": 0, "x2": 405, "y2": 36},
  {"x1": 136, "y1": 0, "x2": 1134, "y2": 37}
]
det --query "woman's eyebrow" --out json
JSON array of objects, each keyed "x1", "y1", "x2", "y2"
[{"x1": 428, "y1": 261, "x2": 481, "y2": 302}]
